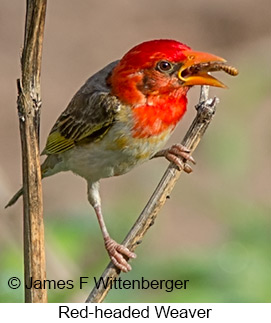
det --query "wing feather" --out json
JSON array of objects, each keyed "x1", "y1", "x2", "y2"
[{"x1": 42, "y1": 91, "x2": 121, "y2": 155}]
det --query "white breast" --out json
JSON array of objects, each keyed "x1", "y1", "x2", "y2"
[{"x1": 62, "y1": 119, "x2": 173, "y2": 182}]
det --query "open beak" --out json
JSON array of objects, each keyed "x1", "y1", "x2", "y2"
[{"x1": 178, "y1": 50, "x2": 228, "y2": 88}]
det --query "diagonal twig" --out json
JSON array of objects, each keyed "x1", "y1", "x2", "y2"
[{"x1": 86, "y1": 85, "x2": 219, "y2": 303}]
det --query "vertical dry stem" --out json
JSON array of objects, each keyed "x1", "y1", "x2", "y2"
[{"x1": 18, "y1": 0, "x2": 47, "y2": 303}]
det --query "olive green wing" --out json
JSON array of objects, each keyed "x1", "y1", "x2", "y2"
[{"x1": 42, "y1": 91, "x2": 121, "y2": 155}]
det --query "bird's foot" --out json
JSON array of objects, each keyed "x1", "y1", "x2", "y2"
[
  {"x1": 104, "y1": 236, "x2": 136, "y2": 272},
  {"x1": 157, "y1": 144, "x2": 196, "y2": 173}
]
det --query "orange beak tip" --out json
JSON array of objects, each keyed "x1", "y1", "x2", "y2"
[
  {"x1": 179, "y1": 50, "x2": 236, "y2": 88},
  {"x1": 183, "y1": 50, "x2": 226, "y2": 65}
]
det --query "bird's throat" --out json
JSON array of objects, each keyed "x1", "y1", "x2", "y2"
[
  {"x1": 109, "y1": 66, "x2": 189, "y2": 138},
  {"x1": 132, "y1": 94, "x2": 187, "y2": 138}
]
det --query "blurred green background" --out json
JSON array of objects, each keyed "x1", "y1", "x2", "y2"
[{"x1": 0, "y1": 0, "x2": 270, "y2": 303}]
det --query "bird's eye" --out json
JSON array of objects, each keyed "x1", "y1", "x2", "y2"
[{"x1": 157, "y1": 60, "x2": 174, "y2": 73}]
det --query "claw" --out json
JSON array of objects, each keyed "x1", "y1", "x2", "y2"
[
  {"x1": 168, "y1": 144, "x2": 196, "y2": 164},
  {"x1": 183, "y1": 164, "x2": 193, "y2": 174},
  {"x1": 104, "y1": 236, "x2": 136, "y2": 272},
  {"x1": 154, "y1": 144, "x2": 196, "y2": 173}
]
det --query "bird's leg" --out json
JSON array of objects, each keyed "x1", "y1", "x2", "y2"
[
  {"x1": 87, "y1": 182, "x2": 136, "y2": 272},
  {"x1": 152, "y1": 143, "x2": 196, "y2": 173}
]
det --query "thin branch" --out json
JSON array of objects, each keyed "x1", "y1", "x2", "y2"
[
  {"x1": 86, "y1": 85, "x2": 219, "y2": 303},
  {"x1": 18, "y1": 0, "x2": 47, "y2": 303}
]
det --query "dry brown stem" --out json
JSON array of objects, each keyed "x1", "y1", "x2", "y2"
[{"x1": 17, "y1": 0, "x2": 47, "y2": 303}]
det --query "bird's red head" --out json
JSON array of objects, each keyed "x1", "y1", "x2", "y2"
[
  {"x1": 115, "y1": 39, "x2": 191, "y2": 71},
  {"x1": 108, "y1": 39, "x2": 237, "y2": 138}
]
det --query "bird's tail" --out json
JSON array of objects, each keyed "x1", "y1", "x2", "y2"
[
  {"x1": 5, "y1": 154, "x2": 64, "y2": 208},
  {"x1": 5, "y1": 187, "x2": 24, "y2": 208}
]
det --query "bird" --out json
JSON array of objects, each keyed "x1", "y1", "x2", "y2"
[{"x1": 6, "y1": 39, "x2": 238, "y2": 272}]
